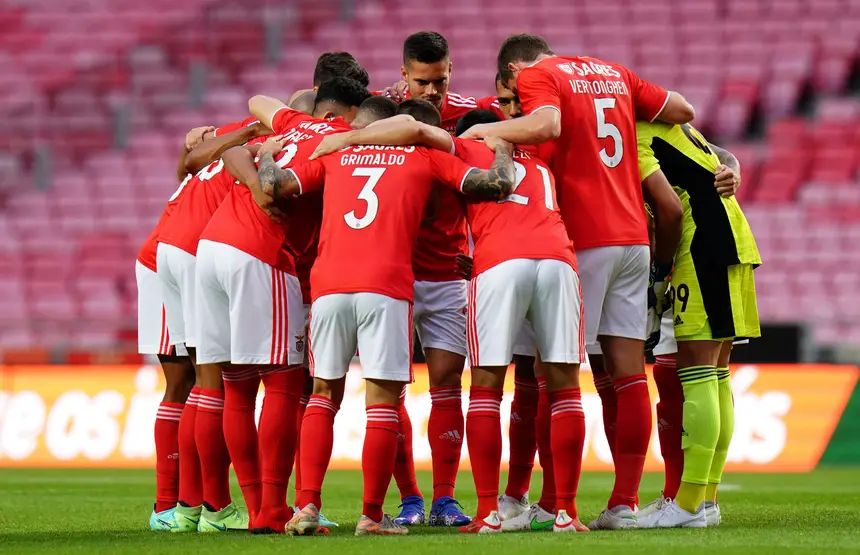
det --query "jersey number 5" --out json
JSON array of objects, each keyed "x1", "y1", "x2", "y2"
[
  {"x1": 594, "y1": 98, "x2": 623, "y2": 168},
  {"x1": 344, "y1": 167, "x2": 386, "y2": 229}
]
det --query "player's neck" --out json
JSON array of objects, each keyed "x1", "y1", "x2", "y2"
[{"x1": 533, "y1": 53, "x2": 553, "y2": 64}]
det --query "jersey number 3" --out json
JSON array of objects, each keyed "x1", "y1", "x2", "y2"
[
  {"x1": 344, "y1": 167, "x2": 385, "y2": 229},
  {"x1": 594, "y1": 98, "x2": 623, "y2": 168}
]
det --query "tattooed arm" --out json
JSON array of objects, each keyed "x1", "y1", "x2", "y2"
[
  {"x1": 258, "y1": 152, "x2": 302, "y2": 200},
  {"x1": 709, "y1": 142, "x2": 741, "y2": 197},
  {"x1": 460, "y1": 137, "x2": 516, "y2": 200}
]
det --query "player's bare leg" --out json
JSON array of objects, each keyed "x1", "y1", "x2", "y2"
[
  {"x1": 588, "y1": 336, "x2": 650, "y2": 530},
  {"x1": 288, "y1": 376, "x2": 345, "y2": 536},
  {"x1": 424, "y1": 347, "x2": 471, "y2": 526},
  {"x1": 150, "y1": 353, "x2": 194, "y2": 530},
  {"x1": 460, "y1": 365, "x2": 505, "y2": 534},
  {"x1": 541, "y1": 361, "x2": 589, "y2": 533},
  {"x1": 499, "y1": 354, "x2": 537, "y2": 520},
  {"x1": 355, "y1": 379, "x2": 409, "y2": 536}
]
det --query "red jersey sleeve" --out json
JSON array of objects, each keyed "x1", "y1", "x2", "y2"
[
  {"x1": 426, "y1": 149, "x2": 475, "y2": 193},
  {"x1": 270, "y1": 106, "x2": 306, "y2": 135},
  {"x1": 289, "y1": 158, "x2": 326, "y2": 194},
  {"x1": 517, "y1": 66, "x2": 562, "y2": 116},
  {"x1": 214, "y1": 116, "x2": 259, "y2": 137},
  {"x1": 624, "y1": 67, "x2": 671, "y2": 123}
]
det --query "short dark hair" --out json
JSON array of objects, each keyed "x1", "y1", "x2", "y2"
[
  {"x1": 397, "y1": 98, "x2": 442, "y2": 127},
  {"x1": 494, "y1": 72, "x2": 503, "y2": 84},
  {"x1": 455, "y1": 109, "x2": 500, "y2": 136},
  {"x1": 497, "y1": 34, "x2": 553, "y2": 81},
  {"x1": 313, "y1": 52, "x2": 370, "y2": 88},
  {"x1": 403, "y1": 31, "x2": 449, "y2": 65},
  {"x1": 357, "y1": 96, "x2": 399, "y2": 121},
  {"x1": 314, "y1": 77, "x2": 372, "y2": 113}
]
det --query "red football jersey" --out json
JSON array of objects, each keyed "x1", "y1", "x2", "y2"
[
  {"x1": 517, "y1": 56, "x2": 670, "y2": 250},
  {"x1": 476, "y1": 95, "x2": 504, "y2": 120},
  {"x1": 412, "y1": 90, "x2": 480, "y2": 282},
  {"x1": 137, "y1": 207, "x2": 173, "y2": 272},
  {"x1": 199, "y1": 107, "x2": 350, "y2": 274},
  {"x1": 213, "y1": 116, "x2": 260, "y2": 137},
  {"x1": 452, "y1": 138, "x2": 576, "y2": 276},
  {"x1": 290, "y1": 145, "x2": 476, "y2": 303},
  {"x1": 157, "y1": 161, "x2": 234, "y2": 256}
]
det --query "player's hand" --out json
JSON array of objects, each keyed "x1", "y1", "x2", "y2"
[
  {"x1": 381, "y1": 80, "x2": 408, "y2": 103},
  {"x1": 459, "y1": 123, "x2": 489, "y2": 140},
  {"x1": 310, "y1": 133, "x2": 351, "y2": 160},
  {"x1": 249, "y1": 122, "x2": 273, "y2": 137},
  {"x1": 185, "y1": 126, "x2": 215, "y2": 151},
  {"x1": 483, "y1": 135, "x2": 513, "y2": 155},
  {"x1": 455, "y1": 254, "x2": 474, "y2": 281},
  {"x1": 258, "y1": 135, "x2": 287, "y2": 158},
  {"x1": 250, "y1": 186, "x2": 287, "y2": 223},
  {"x1": 714, "y1": 164, "x2": 740, "y2": 198}
]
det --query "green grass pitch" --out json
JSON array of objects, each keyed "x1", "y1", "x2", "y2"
[{"x1": 1, "y1": 468, "x2": 858, "y2": 554}]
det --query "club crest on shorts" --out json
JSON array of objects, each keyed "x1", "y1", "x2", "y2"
[
  {"x1": 295, "y1": 334, "x2": 305, "y2": 352},
  {"x1": 557, "y1": 63, "x2": 574, "y2": 75}
]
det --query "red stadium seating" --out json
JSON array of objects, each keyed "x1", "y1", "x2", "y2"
[{"x1": 0, "y1": 0, "x2": 859, "y2": 350}]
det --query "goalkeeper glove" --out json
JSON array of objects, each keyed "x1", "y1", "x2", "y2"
[{"x1": 645, "y1": 260, "x2": 673, "y2": 352}]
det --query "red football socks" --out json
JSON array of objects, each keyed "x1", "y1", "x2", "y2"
[
  {"x1": 428, "y1": 385, "x2": 464, "y2": 501},
  {"x1": 535, "y1": 378, "x2": 556, "y2": 511},
  {"x1": 393, "y1": 389, "x2": 422, "y2": 499},
  {"x1": 363, "y1": 404, "x2": 400, "y2": 523},
  {"x1": 293, "y1": 392, "x2": 309, "y2": 508},
  {"x1": 550, "y1": 388, "x2": 585, "y2": 518},
  {"x1": 257, "y1": 367, "x2": 304, "y2": 530},
  {"x1": 298, "y1": 395, "x2": 338, "y2": 509},
  {"x1": 154, "y1": 401, "x2": 183, "y2": 513},
  {"x1": 608, "y1": 373, "x2": 651, "y2": 510},
  {"x1": 466, "y1": 386, "x2": 503, "y2": 518},
  {"x1": 223, "y1": 375, "x2": 262, "y2": 520},
  {"x1": 195, "y1": 387, "x2": 232, "y2": 511},
  {"x1": 505, "y1": 377, "x2": 538, "y2": 500},
  {"x1": 177, "y1": 387, "x2": 203, "y2": 507},
  {"x1": 593, "y1": 371, "x2": 618, "y2": 461},
  {"x1": 653, "y1": 355, "x2": 684, "y2": 499}
]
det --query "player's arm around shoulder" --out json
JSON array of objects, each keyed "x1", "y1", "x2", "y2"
[
  {"x1": 184, "y1": 121, "x2": 270, "y2": 175},
  {"x1": 654, "y1": 91, "x2": 695, "y2": 125},
  {"x1": 460, "y1": 136, "x2": 516, "y2": 201}
]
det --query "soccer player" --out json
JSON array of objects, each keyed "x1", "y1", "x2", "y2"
[
  {"x1": 287, "y1": 51, "x2": 371, "y2": 115},
  {"x1": 140, "y1": 126, "x2": 210, "y2": 531},
  {"x1": 377, "y1": 32, "x2": 479, "y2": 526},
  {"x1": 309, "y1": 107, "x2": 587, "y2": 533},
  {"x1": 257, "y1": 123, "x2": 515, "y2": 538},
  {"x1": 155, "y1": 117, "x2": 272, "y2": 533},
  {"x1": 192, "y1": 78, "x2": 370, "y2": 534},
  {"x1": 461, "y1": 33, "x2": 693, "y2": 529},
  {"x1": 633, "y1": 123, "x2": 758, "y2": 528}
]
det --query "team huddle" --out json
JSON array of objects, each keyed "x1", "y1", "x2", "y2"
[{"x1": 137, "y1": 31, "x2": 761, "y2": 536}]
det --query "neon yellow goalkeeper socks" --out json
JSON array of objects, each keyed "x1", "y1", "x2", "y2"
[
  {"x1": 706, "y1": 367, "x2": 734, "y2": 502},
  {"x1": 676, "y1": 365, "x2": 720, "y2": 513}
]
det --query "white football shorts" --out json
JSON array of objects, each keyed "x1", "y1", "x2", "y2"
[
  {"x1": 135, "y1": 260, "x2": 187, "y2": 356},
  {"x1": 467, "y1": 258, "x2": 584, "y2": 367},
  {"x1": 652, "y1": 312, "x2": 678, "y2": 356},
  {"x1": 578, "y1": 245, "x2": 650, "y2": 355},
  {"x1": 309, "y1": 292, "x2": 413, "y2": 382},
  {"x1": 413, "y1": 279, "x2": 467, "y2": 357},
  {"x1": 194, "y1": 239, "x2": 304, "y2": 366},
  {"x1": 512, "y1": 319, "x2": 537, "y2": 358},
  {"x1": 156, "y1": 243, "x2": 197, "y2": 348}
]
